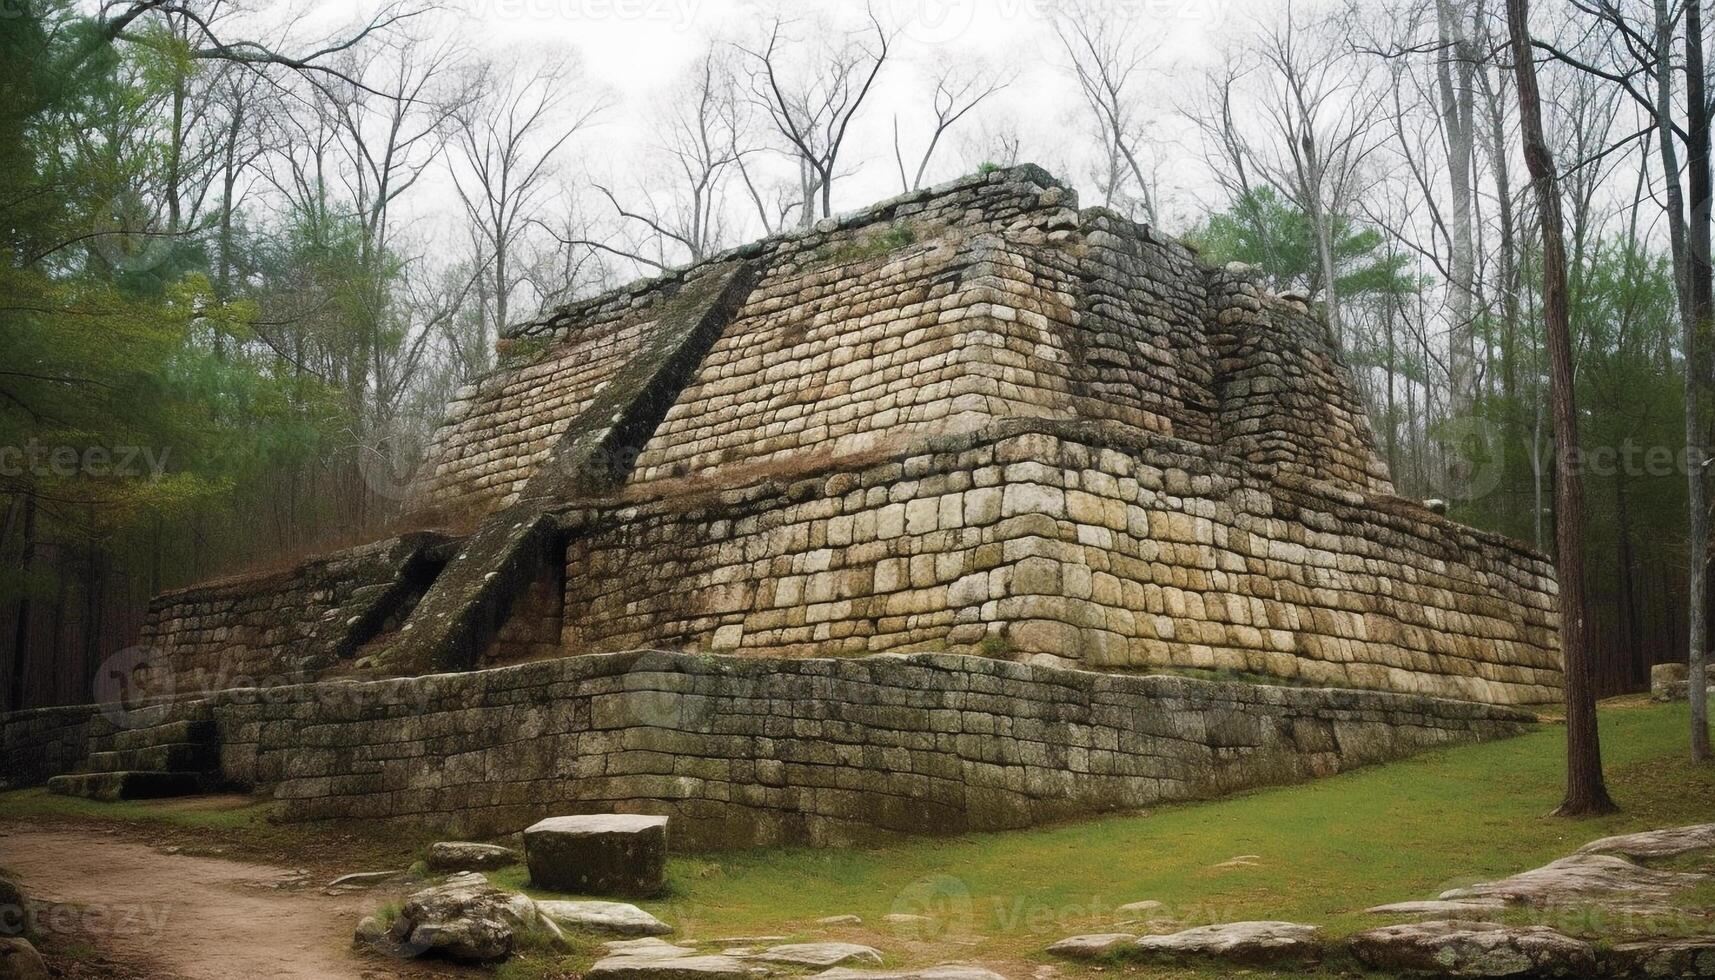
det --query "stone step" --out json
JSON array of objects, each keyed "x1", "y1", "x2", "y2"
[
  {"x1": 82, "y1": 741, "x2": 219, "y2": 775},
  {"x1": 88, "y1": 719, "x2": 216, "y2": 754},
  {"x1": 46, "y1": 770, "x2": 210, "y2": 801}
]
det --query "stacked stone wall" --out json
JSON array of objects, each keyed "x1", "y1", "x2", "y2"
[
  {"x1": 0, "y1": 652, "x2": 1533, "y2": 847},
  {"x1": 417, "y1": 314, "x2": 650, "y2": 517},
  {"x1": 554, "y1": 421, "x2": 1558, "y2": 705},
  {"x1": 0, "y1": 704, "x2": 101, "y2": 788},
  {"x1": 138, "y1": 533, "x2": 451, "y2": 685},
  {"x1": 85, "y1": 165, "x2": 1552, "y2": 714},
  {"x1": 1206, "y1": 272, "x2": 1396, "y2": 493}
]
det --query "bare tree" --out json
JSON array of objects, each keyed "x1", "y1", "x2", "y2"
[
  {"x1": 591, "y1": 46, "x2": 755, "y2": 267},
  {"x1": 738, "y1": 7, "x2": 893, "y2": 225},
  {"x1": 96, "y1": 0, "x2": 434, "y2": 99},
  {"x1": 450, "y1": 55, "x2": 604, "y2": 340},
  {"x1": 1535, "y1": 0, "x2": 1713, "y2": 761},
  {"x1": 1053, "y1": 1, "x2": 1161, "y2": 221},
  {"x1": 1437, "y1": 0, "x2": 1481, "y2": 425},
  {"x1": 1507, "y1": 0, "x2": 1618, "y2": 815},
  {"x1": 892, "y1": 59, "x2": 1012, "y2": 192},
  {"x1": 1191, "y1": 2, "x2": 1381, "y2": 346}
]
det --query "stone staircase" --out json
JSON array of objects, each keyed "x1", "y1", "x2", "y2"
[{"x1": 46, "y1": 708, "x2": 221, "y2": 801}]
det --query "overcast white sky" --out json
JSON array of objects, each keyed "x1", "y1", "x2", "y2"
[{"x1": 357, "y1": 0, "x2": 1258, "y2": 251}]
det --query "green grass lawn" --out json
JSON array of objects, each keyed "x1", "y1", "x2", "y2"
[
  {"x1": 609, "y1": 699, "x2": 1710, "y2": 942},
  {"x1": 4, "y1": 697, "x2": 1713, "y2": 979}
]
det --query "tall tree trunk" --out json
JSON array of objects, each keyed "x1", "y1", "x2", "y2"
[
  {"x1": 1509, "y1": 0, "x2": 1618, "y2": 815},
  {"x1": 1439, "y1": 0, "x2": 1479, "y2": 430},
  {"x1": 1686, "y1": 0, "x2": 1713, "y2": 761}
]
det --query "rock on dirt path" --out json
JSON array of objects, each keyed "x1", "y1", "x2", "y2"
[{"x1": 0, "y1": 823, "x2": 462, "y2": 980}]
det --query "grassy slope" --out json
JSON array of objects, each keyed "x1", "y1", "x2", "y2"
[
  {"x1": 4, "y1": 697, "x2": 1712, "y2": 978},
  {"x1": 627, "y1": 699, "x2": 1711, "y2": 940}
]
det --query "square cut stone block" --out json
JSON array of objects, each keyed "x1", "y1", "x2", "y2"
[{"x1": 525, "y1": 814, "x2": 669, "y2": 897}]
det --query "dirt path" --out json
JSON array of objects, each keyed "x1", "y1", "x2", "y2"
[{"x1": 0, "y1": 822, "x2": 467, "y2": 980}]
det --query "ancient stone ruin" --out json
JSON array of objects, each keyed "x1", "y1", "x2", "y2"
[{"x1": 1, "y1": 165, "x2": 1561, "y2": 846}]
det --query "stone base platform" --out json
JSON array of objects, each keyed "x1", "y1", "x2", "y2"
[{"x1": 4, "y1": 651, "x2": 1534, "y2": 849}]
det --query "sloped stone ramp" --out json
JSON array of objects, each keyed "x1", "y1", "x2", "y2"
[{"x1": 381, "y1": 259, "x2": 764, "y2": 674}]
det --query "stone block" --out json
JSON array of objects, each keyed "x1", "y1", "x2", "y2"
[{"x1": 525, "y1": 814, "x2": 670, "y2": 897}]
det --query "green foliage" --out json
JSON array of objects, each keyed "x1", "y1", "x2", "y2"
[
  {"x1": 1456, "y1": 238, "x2": 1685, "y2": 567},
  {"x1": 975, "y1": 162, "x2": 1003, "y2": 175},
  {"x1": 815, "y1": 222, "x2": 918, "y2": 265},
  {"x1": 0, "y1": 0, "x2": 443, "y2": 636},
  {"x1": 1187, "y1": 186, "x2": 1416, "y2": 301}
]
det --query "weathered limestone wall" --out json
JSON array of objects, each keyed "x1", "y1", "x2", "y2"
[
  {"x1": 416, "y1": 309, "x2": 649, "y2": 518},
  {"x1": 418, "y1": 166, "x2": 1399, "y2": 513},
  {"x1": 0, "y1": 704, "x2": 101, "y2": 789},
  {"x1": 0, "y1": 652, "x2": 1533, "y2": 846},
  {"x1": 138, "y1": 533, "x2": 452, "y2": 684},
  {"x1": 555, "y1": 422, "x2": 1559, "y2": 705},
  {"x1": 1205, "y1": 272, "x2": 1396, "y2": 494},
  {"x1": 96, "y1": 165, "x2": 1555, "y2": 712}
]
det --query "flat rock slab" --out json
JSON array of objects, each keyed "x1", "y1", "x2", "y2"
[
  {"x1": 814, "y1": 966, "x2": 1010, "y2": 980},
  {"x1": 1045, "y1": 934, "x2": 1137, "y2": 959},
  {"x1": 1578, "y1": 824, "x2": 1715, "y2": 860},
  {"x1": 1364, "y1": 899, "x2": 1507, "y2": 917},
  {"x1": 1349, "y1": 920, "x2": 1597, "y2": 978},
  {"x1": 537, "y1": 900, "x2": 673, "y2": 937},
  {"x1": 326, "y1": 870, "x2": 406, "y2": 890},
  {"x1": 1606, "y1": 937, "x2": 1715, "y2": 977},
  {"x1": 1132, "y1": 921, "x2": 1319, "y2": 965},
  {"x1": 1439, "y1": 853, "x2": 1707, "y2": 908},
  {"x1": 525, "y1": 815, "x2": 669, "y2": 897},
  {"x1": 604, "y1": 939, "x2": 697, "y2": 958},
  {"x1": 45, "y1": 770, "x2": 205, "y2": 801},
  {"x1": 818, "y1": 915, "x2": 864, "y2": 926},
  {"x1": 753, "y1": 942, "x2": 884, "y2": 967},
  {"x1": 427, "y1": 842, "x2": 519, "y2": 871},
  {"x1": 586, "y1": 953, "x2": 750, "y2": 980}
]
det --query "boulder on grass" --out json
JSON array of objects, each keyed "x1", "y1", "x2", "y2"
[
  {"x1": 363, "y1": 871, "x2": 557, "y2": 962},
  {"x1": 1045, "y1": 934, "x2": 1137, "y2": 960},
  {"x1": 1605, "y1": 937, "x2": 1715, "y2": 978},
  {"x1": 1577, "y1": 824, "x2": 1715, "y2": 861},
  {"x1": 1652, "y1": 663, "x2": 1690, "y2": 702},
  {"x1": 1437, "y1": 853, "x2": 1706, "y2": 909},
  {"x1": 1348, "y1": 920, "x2": 1596, "y2": 978},
  {"x1": 753, "y1": 942, "x2": 884, "y2": 967},
  {"x1": 1131, "y1": 921, "x2": 1319, "y2": 966},
  {"x1": 586, "y1": 943, "x2": 748, "y2": 980},
  {"x1": 427, "y1": 842, "x2": 520, "y2": 872},
  {"x1": 525, "y1": 815, "x2": 669, "y2": 897},
  {"x1": 0, "y1": 938, "x2": 48, "y2": 980},
  {"x1": 813, "y1": 966, "x2": 1010, "y2": 980}
]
